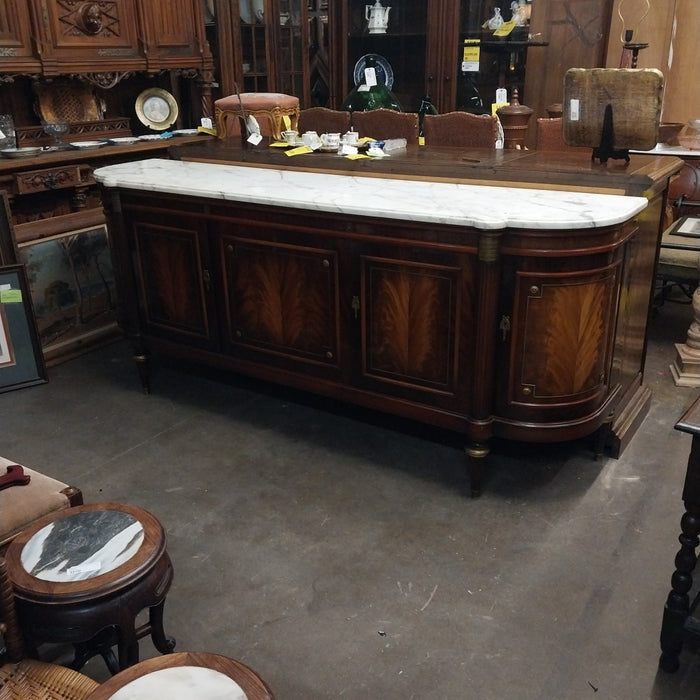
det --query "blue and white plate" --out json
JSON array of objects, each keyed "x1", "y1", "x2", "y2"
[{"x1": 353, "y1": 54, "x2": 394, "y2": 89}]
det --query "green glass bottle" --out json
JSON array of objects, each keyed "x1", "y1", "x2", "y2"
[
  {"x1": 341, "y1": 55, "x2": 402, "y2": 113},
  {"x1": 417, "y1": 94, "x2": 438, "y2": 145}
]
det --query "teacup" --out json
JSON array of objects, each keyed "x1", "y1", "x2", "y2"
[
  {"x1": 321, "y1": 132, "x2": 341, "y2": 149},
  {"x1": 282, "y1": 130, "x2": 298, "y2": 144}
]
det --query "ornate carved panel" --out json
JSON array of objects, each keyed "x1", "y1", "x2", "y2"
[
  {"x1": 222, "y1": 236, "x2": 338, "y2": 364},
  {"x1": 37, "y1": 0, "x2": 140, "y2": 56},
  {"x1": 15, "y1": 165, "x2": 82, "y2": 195}
]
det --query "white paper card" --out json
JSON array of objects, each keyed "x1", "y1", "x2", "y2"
[
  {"x1": 364, "y1": 67, "x2": 377, "y2": 87},
  {"x1": 496, "y1": 88, "x2": 507, "y2": 104}
]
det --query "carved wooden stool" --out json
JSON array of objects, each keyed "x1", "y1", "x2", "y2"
[
  {"x1": 4, "y1": 502, "x2": 175, "y2": 674},
  {"x1": 215, "y1": 93, "x2": 300, "y2": 141}
]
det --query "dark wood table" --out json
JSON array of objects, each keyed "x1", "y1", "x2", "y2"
[
  {"x1": 660, "y1": 396, "x2": 700, "y2": 671},
  {"x1": 4, "y1": 502, "x2": 175, "y2": 673},
  {"x1": 85, "y1": 651, "x2": 274, "y2": 700}
]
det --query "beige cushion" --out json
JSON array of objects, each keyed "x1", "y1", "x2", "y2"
[
  {"x1": 658, "y1": 226, "x2": 700, "y2": 281},
  {"x1": 0, "y1": 456, "x2": 81, "y2": 547}
]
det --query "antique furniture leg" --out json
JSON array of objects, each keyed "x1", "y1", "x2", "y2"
[
  {"x1": 465, "y1": 443, "x2": 489, "y2": 498},
  {"x1": 660, "y1": 398, "x2": 700, "y2": 671}
]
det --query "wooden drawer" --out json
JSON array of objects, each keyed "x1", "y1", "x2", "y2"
[{"x1": 14, "y1": 165, "x2": 83, "y2": 194}]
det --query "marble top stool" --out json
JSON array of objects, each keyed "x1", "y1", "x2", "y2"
[
  {"x1": 4, "y1": 502, "x2": 175, "y2": 674},
  {"x1": 85, "y1": 651, "x2": 274, "y2": 700}
]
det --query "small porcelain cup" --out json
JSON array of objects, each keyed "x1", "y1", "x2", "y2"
[
  {"x1": 282, "y1": 130, "x2": 298, "y2": 144},
  {"x1": 321, "y1": 132, "x2": 341, "y2": 149}
]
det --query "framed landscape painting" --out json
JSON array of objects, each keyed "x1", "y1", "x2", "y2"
[{"x1": 16, "y1": 225, "x2": 120, "y2": 364}]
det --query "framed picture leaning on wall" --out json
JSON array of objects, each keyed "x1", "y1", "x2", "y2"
[{"x1": 0, "y1": 264, "x2": 47, "y2": 393}]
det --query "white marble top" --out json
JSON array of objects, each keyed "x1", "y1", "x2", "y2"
[
  {"x1": 93, "y1": 158, "x2": 648, "y2": 231},
  {"x1": 105, "y1": 666, "x2": 247, "y2": 700},
  {"x1": 633, "y1": 143, "x2": 700, "y2": 157},
  {"x1": 21, "y1": 510, "x2": 144, "y2": 582}
]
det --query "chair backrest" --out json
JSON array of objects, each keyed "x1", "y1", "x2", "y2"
[
  {"x1": 297, "y1": 107, "x2": 351, "y2": 135},
  {"x1": 535, "y1": 117, "x2": 589, "y2": 153},
  {"x1": 350, "y1": 109, "x2": 419, "y2": 144},
  {"x1": 422, "y1": 112, "x2": 498, "y2": 148},
  {"x1": 0, "y1": 555, "x2": 100, "y2": 698}
]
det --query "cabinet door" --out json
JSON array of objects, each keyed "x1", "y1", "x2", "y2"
[
  {"x1": 131, "y1": 215, "x2": 218, "y2": 350},
  {"x1": 275, "y1": 0, "x2": 309, "y2": 104},
  {"x1": 138, "y1": 0, "x2": 210, "y2": 68},
  {"x1": 31, "y1": 0, "x2": 143, "y2": 72},
  {"x1": 358, "y1": 252, "x2": 476, "y2": 411},
  {"x1": 0, "y1": 1, "x2": 40, "y2": 71},
  {"x1": 497, "y1": 264, "x2": 621, "y2": 424},
  {"x1": 219, "y1": 232, "x2": 340, "y2": 374}
]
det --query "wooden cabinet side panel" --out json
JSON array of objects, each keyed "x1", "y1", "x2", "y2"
[
  {"x1": 0, "y1": 1, "x2": 34, "y2": 55},
  {"x1": 132, "y1": 219, "x2": 214, "y2": 346}
]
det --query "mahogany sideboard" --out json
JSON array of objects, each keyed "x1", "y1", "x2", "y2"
[{"x1": 95, "y1": 145, "x2": 681, "y2": 494}]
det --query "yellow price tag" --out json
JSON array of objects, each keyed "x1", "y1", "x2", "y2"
[
  {"x1": 493, "y1": 20, "x2": 516, "y2": 36},
  {"x1": 0, "y1": 289, "x2": 22, "y2": 303}
]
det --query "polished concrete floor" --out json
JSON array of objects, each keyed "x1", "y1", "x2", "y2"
[{"x1": 4, "y1": 294, "x2": 700, "y2": 699}]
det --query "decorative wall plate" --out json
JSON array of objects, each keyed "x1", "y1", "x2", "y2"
[
  {"x1": 135, "y1": 88, "x2": 179, "y2": 131},
  {"x1": 353, "y1": 54, "x2": 394, "y2": 89}
]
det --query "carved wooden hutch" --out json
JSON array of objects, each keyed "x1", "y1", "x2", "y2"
[{"x1": 0, "y1": 1, "x2": 214, "y2": 363}]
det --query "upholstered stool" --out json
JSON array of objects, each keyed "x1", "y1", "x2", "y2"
[
  {"x1": 4, "y1": 502, "x2": 175, "y2": 674},
  {"x1": 215, "y1": 93, "x2": 300, "y2": 141},
  {"x1": 84, "y1": 651, "x2": 274, "y2": 700},
  {"x1": 0, "y1": 456, "x2": 83, "y2": 549}
]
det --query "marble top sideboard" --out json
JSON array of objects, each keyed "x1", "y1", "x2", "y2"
[{"x1": 93, "y1": 158, "x2": 648, "y2": 231}]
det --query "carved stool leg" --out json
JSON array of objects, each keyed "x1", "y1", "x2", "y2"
[
  {"x1": 148, "y1": 599, "x2": 176, "y2": 654},
  {"x1": 465, "y1": 442, "x2": 490, "y2": 498},
  {"x1": 659, "y1": 503, "x2": 700, "y2": 672}
]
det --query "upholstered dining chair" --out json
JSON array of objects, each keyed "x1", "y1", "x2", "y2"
[
  {"x1": 350, "y1": 109, "x2": 419, "y2": 144},
  {"x1": 297, "y1": 107, "x2": 351, "y2": 135},
  {"x1": 422, "y1": 111, "x2": 498, "y2": 148},
  {"x1": 0, "y1": 556, "x2": 99, "y2": 699},
  {"x1": 535, "y1": 117, "x2": 589, "y2": 153}
]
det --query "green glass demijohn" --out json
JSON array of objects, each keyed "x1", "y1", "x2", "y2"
[{"x1": 341, "y1": 55, "x2": 402, "y2": 113}]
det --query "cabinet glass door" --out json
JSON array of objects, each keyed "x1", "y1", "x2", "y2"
[
  {"x1": 456, "y1": 0, "x2": 535, "y2": 112},
  {"x1": 277, "y1": 0, "x2": 307, "y2": 102},
  {"x1": 239, "y1": 0, "x2": 269, "y2": 92},
  {"x1": 346, "y1": 0, "x2": 429, "y2": 112}
]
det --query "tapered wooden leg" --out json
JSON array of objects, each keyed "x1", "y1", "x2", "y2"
[{"x1": 465, "y1": 442, "x2": 489, "y2": 498}]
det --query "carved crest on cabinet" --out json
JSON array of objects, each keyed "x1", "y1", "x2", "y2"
[{"x1": 58, "y1": 1, "x2": 120, "y2": 39}]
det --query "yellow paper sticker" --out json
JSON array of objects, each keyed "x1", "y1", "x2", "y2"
[
  {"x1": 493, "y1": 20, "x2": 516, "y2": 36},
  {"x1": 492, "y1": 102, "x2": 509, "y2": 116},
  {"x1": 0, "y1": 289, "x2": 22, "y2": 303},
  {"x1": 345, "y1": 153, "x2": 370, "y2": 160},
  {"x1": 285, "y1": 145, "x2": 313, "y2": 156},
  {"x1": 269, "y1": 141, "x2": 290, "y2": 147}
]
